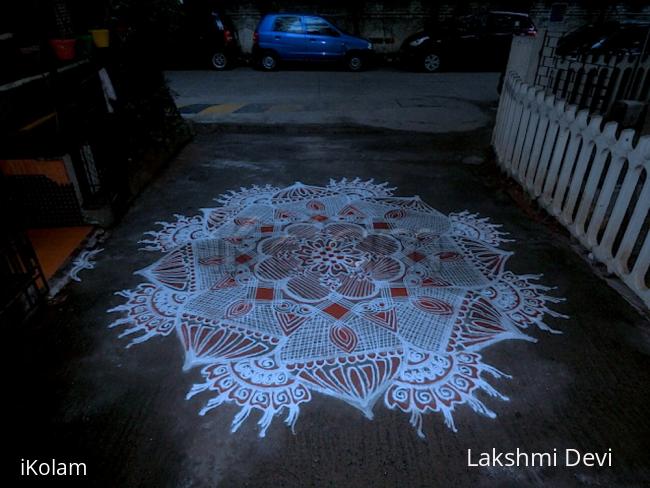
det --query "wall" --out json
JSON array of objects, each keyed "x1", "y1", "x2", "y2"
[
  {"x1": 530, "y1": 1, "x2": 650, "y2": 32},
  {"x1": 219, "y1": 1, "x2": 650, "y2": 54}
]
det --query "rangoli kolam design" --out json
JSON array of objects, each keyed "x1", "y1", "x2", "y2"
[{"x1": 109, "y1": 180, "x2": 565, "y2": 437}]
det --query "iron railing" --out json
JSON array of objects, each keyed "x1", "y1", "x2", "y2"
[
  {"x1": 0, "y1": 180, "x2": 49, "y2": 325},
  {"x1": 535, "y1": 30, "x2": 650, "y2": 115}
]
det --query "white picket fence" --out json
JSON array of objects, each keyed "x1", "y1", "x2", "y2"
[{"x1": 493, "y1": 73, "x2": 650, "y2": 308}]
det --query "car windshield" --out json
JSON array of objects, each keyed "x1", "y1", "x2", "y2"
[
  {"x1": 305, "y1": 17, "x2": 340, "y2": 37},
  {"x1": 446, "y1": 15, "x2": 483, "y2": 34},
  {"x1": 558, "y1": 22, "x2": 620, "y2": 50},
  {"x1": 272, "y1": 16, "x2": 303, "y2": 33},
  {"x1": 322, "y1": 16, "x2": 354, "y2": 36},
  {"x1": 598, "y1": 24, "x2": 650, "y2": 52}
]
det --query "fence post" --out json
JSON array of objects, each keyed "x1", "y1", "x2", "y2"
[
  {"x1": 523, "y1": 92, "x2": 553, "y2": 193},
  {"x1": 511, "y1": 86, "x2": 538, "y2": 178},
  {"x1": 540, "y1": 104, "x2": 577, "y2": 210},
  {"x1": 572, "y1": 122, "x2": 619, "y2": 244},
  {"x1": 614, "y1": 137, "x2": 650, "y2": 277},
  {"x1": 549, "y1": 110, "x2": 587, "y2": 217},
  {"x1": 585, "y1": 129, "x2": 635, "y2": 251}
]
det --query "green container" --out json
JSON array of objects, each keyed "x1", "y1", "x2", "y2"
[{"x1": 76, "y1": 34, "x2": 93, "y2": 58}]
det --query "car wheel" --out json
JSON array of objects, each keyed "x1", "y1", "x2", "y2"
[
  {"x1": 211, "y1": 52, "x2": 229, "y2": 70},
  {"x1": 259, "y1": 52, "x2": 278, "y2": 71},
  {"x1": 346, "y1": 53, "x2": 364, "y2": 72},
  {"x1": 422, "y1": 52, "x2": 441, "y2": 73}
]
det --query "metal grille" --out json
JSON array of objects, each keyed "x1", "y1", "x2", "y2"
[
  {"x1": 535, "y1": 30, "x2": 650, "y2": 115},
  {"x1": 8, "y1": 174, "x2": 84, "y2": 227},
  {"x1": 0, "y1": 223, "x2": 49, "y2": 326}
]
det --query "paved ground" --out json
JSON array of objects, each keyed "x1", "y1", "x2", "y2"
[
  {"x1": 7, "y1": 70, "x2": 650, "y2": 487},
  {"x1": 166, "y1": 69, "x2": 499, "y2": 133}
]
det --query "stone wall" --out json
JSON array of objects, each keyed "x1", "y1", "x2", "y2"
[
  {"x1": 530, "y1": 1, "x2": 650, "y2": 32},
  {"x1": 220, "y1": 1, "x2": 650, "y2": 54},
  {"x1": 503, "y1": 34, "x2": 543, "y2": 85}
]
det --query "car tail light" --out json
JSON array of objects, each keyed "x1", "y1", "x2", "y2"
[
  {"x1": 224, "y1": 30, "x2": 234, "y2": 43},
  {"x1": 253, "y1": 31, "x2": 259, "y2": 45},
  {"x1": 526, "y1": 28, "x2": 537, "y2": 37}
]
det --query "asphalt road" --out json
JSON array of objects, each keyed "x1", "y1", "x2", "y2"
[
  {"x1": 6, "y1": 70, "x2": 650, "y2": 487},
  {"x1": 166, "y1": 68, "x2": 499, "y2": 132}
]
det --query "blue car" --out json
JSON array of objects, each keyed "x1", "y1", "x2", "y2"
[{"x1": 252, "y1": 14, "x2": 374, "y2": 71}]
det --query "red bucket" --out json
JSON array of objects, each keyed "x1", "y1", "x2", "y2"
[{"x1": 50, "y1": 39, "x2": 76, "y2": 61}]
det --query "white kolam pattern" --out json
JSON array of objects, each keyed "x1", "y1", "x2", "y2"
[{"x1": 109, "y1": 179, "x2": 566, "y2": 437}]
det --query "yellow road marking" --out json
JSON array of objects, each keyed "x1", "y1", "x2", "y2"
[{"x1": 199, "y1": 103, "x2": 245, "y2": 115}]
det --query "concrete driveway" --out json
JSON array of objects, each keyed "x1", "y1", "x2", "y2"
[
  {"x1": 7, "y1": 70, "x2": 650, "y2": 487},
  {"x1": 166, "y1": 69, "x2": 499, "y2": 133}
]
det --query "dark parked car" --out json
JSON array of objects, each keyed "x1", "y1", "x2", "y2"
[
  {"x1": 400, "y1": 11, "x2": 537, "y2": 72},
  {"x1": 167, "y1": 10, "x2": 241, "y2": 70},
  {"x1": 252, "y1": 13, "x2": 374, "y2": 71},
  {"x1": 556, "y1": 21, "x2": 650, "y2": 58}
]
